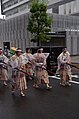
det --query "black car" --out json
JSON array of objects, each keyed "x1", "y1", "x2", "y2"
[{"x1": 46, "y1": 52, "x2": 58, "y2": 76}]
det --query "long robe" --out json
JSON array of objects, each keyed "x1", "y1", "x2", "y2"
[
  {"x1": 57, "y1": 51, "x2": 72, "y2": 83},
  {"x1": 10, "y1": 54, "x2": 27, "y2": 91},
  {"x1": 33, "y1": 53, "x2": 49, "y2": 85},
  {"x1": 0, "y1": 54, "x2": 9, "y2": 81},
  {"x1": 18, "y1": 54, "x2": 27, "y2": 91},
  {"x1": 25, "y1": 53, "x2": 34, "y2": 76}
]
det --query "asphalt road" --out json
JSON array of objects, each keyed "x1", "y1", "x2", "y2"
[{"x1": 0, "y1": 73, "x2": 79, "y2": 119}]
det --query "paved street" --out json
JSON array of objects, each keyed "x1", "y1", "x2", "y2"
[
  {"x1": 0, "y1": 72, "x2": 79, "y2": 119},
  {"x1": 1, "y1": 0, "x2": 79, "y2": 118},
  {"x1": 0, "y1": 55, "x2": 79, "y2": 119}
]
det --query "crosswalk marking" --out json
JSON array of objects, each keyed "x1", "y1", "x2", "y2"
[
  {"x1": 49, "y1": 75, "x2": 79, "y2": 85},
  {"x1": 71, "y1": 75, "x2": 79, "y2": 78}
]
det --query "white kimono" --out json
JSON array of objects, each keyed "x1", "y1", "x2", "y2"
[{"x1": 56, "y1": 51, "x2": 72, "y2": 80}]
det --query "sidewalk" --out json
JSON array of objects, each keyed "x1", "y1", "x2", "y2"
[
  {"x1": 71, "y1": 56, "x2": 79, "y2": 72},
  {"x1": 71, "y1": 55, "x2": 79, "y2": 63}
]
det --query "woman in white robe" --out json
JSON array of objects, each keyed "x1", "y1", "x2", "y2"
[
  {"x1": 10, "y1": 49, "x2": 27, "y2": 96},
  {"x1": 0, "y1": 48, "x2": 9, "y2": 86},
  {"x1": 33, "y1": 48, "x2": 52, "y2": 89},
  {"x1": 57, "y1": 48, "x2": 72, "y2": 86}
]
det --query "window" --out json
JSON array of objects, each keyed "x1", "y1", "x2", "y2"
[
  {"x1": 3, "y1": 0, "x2": 18, "y2": 10},
  {"x1": 19, "y1": 3, "x2": 28, "y2": 11},
  {"x1": 73, "y1": 1, "x2": 76, "y2": 13},
  {"x1": 69, "y1": 3, "x2": 71, "y2": 14},
  {"x1": 64, "y1": 4, "x2": 66, "y2": 14}
]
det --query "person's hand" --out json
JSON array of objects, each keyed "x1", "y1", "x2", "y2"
[{"x1": 42, "y1": 65, "x2": 45, "y2": 69}]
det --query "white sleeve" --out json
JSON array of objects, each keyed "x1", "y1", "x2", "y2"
[{"x1": 3, "y1": 55, "x2": 9, "y2": 64}]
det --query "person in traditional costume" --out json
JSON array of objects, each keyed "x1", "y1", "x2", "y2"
[
  {"x1": 10, "y1": 48, "x2": 27, "y2": 96},
  {"x1": 18, "y1": 51, "x2": 27, "y2": 96},
  {"x1": 33, "y1": 48, "x2": 52, "y2": 89},
  {"x1": 57, "y1": 47, "x2": 72, "y2": 86},
  {"x1": 0, "y1": 47, "x2": 9, "y2": 86},
  {"x1": 25, "y1": 48, "x2": 34, "y2": 78},
  {"x1": 22, "y1": 48, "x2": 35, "y2": 82}
]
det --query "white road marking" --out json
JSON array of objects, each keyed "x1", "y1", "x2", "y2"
[
  {"x1": 71, "y1": 75, "x2": 79, "y2": 78},
  {"x1": 69, "y1": 80, "x2": 79, "y2": 84},
  {"x1": 49, "y1": 75, "x2": 79, "y2": 85},
  {"x1": 49, "y1": 76, "x2": 60, "y2": 79}
]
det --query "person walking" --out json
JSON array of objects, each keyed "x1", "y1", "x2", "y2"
[
  {"x1": 3, "y1": 46, "x2": 9, "y2": 58},
  {"x1": 10, "y1": 48, "x2": 27, "y2": 96},
  {"x1": 46, "y1": 51, "x2": 57, "y2": 75},
  {"x1": 33, "y1": 48, "x2": 52, "y2": 89},
  {"x1": 0, "y1": 47, "x2": 9, "y2": 86},
  {"x1": 25, "y1": 48, "x2": 34, "y2": 80},
  {"x1": 57, "y1": 47, "x2": 72, "y2": 86}
]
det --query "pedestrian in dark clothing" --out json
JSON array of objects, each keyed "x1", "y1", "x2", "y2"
[
  {"x1": 46, "y1": 52, "x2": 57, "y2": 75},
  {"x1": 4, "y1": 46, "x2": 9, "y2": 58}
]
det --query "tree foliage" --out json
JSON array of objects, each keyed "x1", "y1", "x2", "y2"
[{"x1": 27, "y1": 0, "x2": 52, "y2": 46}]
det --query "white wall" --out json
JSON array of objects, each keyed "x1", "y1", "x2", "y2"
[
  {"x1": 59, "y1": 4, "x2": 64, "y2": 15},
  {"x1": 76, "y1": 0, "x2": 79, "y2": 13},
  {"x1": 47, "y1": 8, "x2": 52, "y2": 13}
]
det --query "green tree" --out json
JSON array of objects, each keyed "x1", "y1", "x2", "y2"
[{"x1": 27, "y1": 0, "x2": 52, "y2": 46}]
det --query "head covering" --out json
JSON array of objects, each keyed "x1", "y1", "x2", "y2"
[
  {"x1": 10, "y1": 47, "x2": 17, "y2": 51},
  {"x1": 10, "y1": 47, "x2": 17, "y2": 56},
  {"x1": 39, "y1": 48, "x2": 43, "y2": 51},
  {"x1": 37, "y1": 47, "x2": 43, "y2": 52},
  {"x1": 16, "y1": 48, "x2": 22, "y2": 52}
]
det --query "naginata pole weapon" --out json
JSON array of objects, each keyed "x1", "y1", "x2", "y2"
[
  {"x1": 0, "y1": 64, "x2": 8, "y2": 70},
  {"x1": 66, "y1": 62, "x2": 79, "y2": 69},
  {"x1": 1, "y1": 61, "x2": 37, "y2": 80}
]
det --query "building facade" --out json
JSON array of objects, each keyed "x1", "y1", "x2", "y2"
[
  {"x1": 0, "y1": 13, "x2": 79, "y2": 55},
  {"x1": 2, "y1": 0, "x2": 79, "y2": 19},
  {"x1": 47, "y1": 0, "x2": 79, "y2": 16},
  {"x1": 0, "y1": 13, "x2": 37, "y2": 51},
  {"x1": 1, "y1": 0, "x2": 30, "y2": 19},
  {"x1": 0, "y1": 0, "x2": 79, "y2": 55}
]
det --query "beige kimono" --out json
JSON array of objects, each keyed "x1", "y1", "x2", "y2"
[
  {"x1": 10, "y1": 54, "x2": 27, "y2": 92},
  {"x1": 18, "y1": 54, "x2": 27, "y2": 91},
  {"x1": 57, "y1": 51, "x2": 72, "y2": 85},
  {"x1": 0, "y1": 54, "x2": 8, "y2": 81},
  {"x1": 33, "y1": 52, "x2": 49, "y2": 85},
  {"x1": 25, "y1": 53, "x2": 34, "y2": 76}
]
